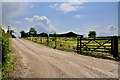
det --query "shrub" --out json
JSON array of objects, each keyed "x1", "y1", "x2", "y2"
[{"x1": 2, "y1": 28, "x2": 15, "y2": 78}]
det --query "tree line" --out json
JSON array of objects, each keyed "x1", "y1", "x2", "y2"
[{"x1": 20, "y1": 27, "x2": 96, "y2": 38}]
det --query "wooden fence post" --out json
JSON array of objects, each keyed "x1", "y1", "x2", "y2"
[
  {"x1": 111, "y1": 37, "x2": 113, "y2": 55},
  {"x1": 54, "y1": 37, "x2": 56, "y2": 49},
  {"x1": 47, "y1": 37, "x2": 49, "y2": 46},
  {"x1": 36, "y1": 37, "x2": 37, "y2": 42},
  {"x1": 112, "y1": 36, "x2": 119, "y2": 58},
  {"x1": 41, "y1": 36, "x2": 42, "y2": 43},
  {"x1": 77, "y1": 37, "x2": 79, "y2": 53},
  {"x1": 80, "y1": 36, "x2": 82, "y2": 54},
  {"x1": 77, "y1": 36, "x2": 83, "y2": 54}
]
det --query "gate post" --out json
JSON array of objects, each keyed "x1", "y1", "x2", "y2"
[
  {"x1": 47, "y1": 37, "x2": 49, "y2": 46},
  {"x1": 77, "y1": 36, "x2": 80, "y2": 53},
  {"x1": 111, "y1": 37, "x2": 113, "y2": 55},
  {"x1": 77, "y1": 35, "x2": 83, "y2": 54},
  {"x1": 80, "y1": 36, "x2": 82, "y2": 54},
  {"x1": 112, "y1": 36, "x2": 119, "y2": 58}
]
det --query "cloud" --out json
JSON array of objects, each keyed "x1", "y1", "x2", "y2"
[
  {"x1": 30, "y1": 4, "x2": 34, "y2": 8},
  {"x1": 73, "y1": 14, "x2": 82, "y2": 18},
  {"x1": 9, "y1": 20, "x2": 22, "y2": 24},
  {"x1": 50, "y1": 1, "x2": 84, "y2": 13},
  {"x1": 49, "y1": 3, "x2": 58, "y2": 8},
  {"x1": 2, "y1": 24, "x2": 16, "y2": 32},
  {"x1": 98, "y1": 25, "x2": 118, "y2": 36},
  {"x1": 25, "y1": 15, "x2": 56, "y2": 33},
  {"x1": 74, "y1": 25, "x2": 118, "y2": 37}
]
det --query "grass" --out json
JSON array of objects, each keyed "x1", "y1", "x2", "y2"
[
  {"x1": 27, "y1": 37, "x2": 115, "y2": 53},
  {"x1": 27, "y1": 37, "x2": 112, "y2": 53},
  {"x1": 25, "y1": 37, "x2": 120, "y2": 61},
  {"x1": 26, "y1": 37, "x2": 77, "y2": 51}
]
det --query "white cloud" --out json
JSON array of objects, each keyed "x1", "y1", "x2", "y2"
[
  {"x1": 25, "y1": 16, "x2": 50, "y2": 23},
  {"x1": 73, "y1": 14, "x2": 82, "y2": 18},
  {"x1": 9, "y1": 20, "x2": 22, "y2": 24},
  {"x1": 50, "y1": 1, "x2": 84, "y2": 13},
  {"x1": 14, "y1": 21, "x2": 22, "y2": 24},
  {"x1": 30, "y1": 4, "x2": 34, "y2": 8},
  {"x1": 2, "y1": 24, "x2": 16, "y2": 32},
  {"x1": 74, "y1": 25, "x2": 118, "y2": 37},
  {"x1": 49, "y1": 3, "x2": 58, "y2": 8},
  {"x1": 25, "y1": 17, "x2": 34, "y2": 22},
  {"x1": 98, "y1": 25, "x2": 118, "y2": 36},
  {"x1": 25, "y1": 15, "x2": 56, "y2": 33}
]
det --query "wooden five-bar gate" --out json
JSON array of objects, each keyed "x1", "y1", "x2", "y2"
[{"x1": 77, "y1": 36, "x2": 119, "y2": 58}]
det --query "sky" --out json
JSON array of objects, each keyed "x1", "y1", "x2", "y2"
[{"x1": 1, "y1": 1, "x2": 119, "y2": 37}]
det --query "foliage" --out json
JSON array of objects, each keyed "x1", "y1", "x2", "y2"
[
  {"x1": 88, "y1": 31, "x2": 96, "y2": 38},
  {"x1": 49, "y1": 33, "x2": 57, "y2": 37},
  {"x1": 11, "y1": 34, "x2": 16, "y2": 38},
  {"x1": 20, "y1": 30, "x2": 27, "y2": 37},
  {"x1": 20, "y1": 28, "x2": 37, "y2": 37},
  {"x1": 1, "y1": 27, "x2": 15, "y2": 78},
  {"x1": 28, "y1": 28, "x2": 37, "y2": 37},
  {"x1": 39, "y1": 33, "x2": 48, "y2": 37},
  {"x1": 26, "y1": 36, "x2": 120, "y2": 60}
]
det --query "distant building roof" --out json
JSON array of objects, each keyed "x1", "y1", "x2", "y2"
[{"x1": 49, "y1": 32, "x2": 83, "y2": 37}]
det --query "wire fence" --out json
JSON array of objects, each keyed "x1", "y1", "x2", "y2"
[{"x1": 26, "y1": 37, "x2": 78, "y2": 52}]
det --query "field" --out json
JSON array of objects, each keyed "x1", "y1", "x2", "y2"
[
  {"x1": 26, "y1": 37, "x2": 77, "y2": 51},
  {"x1": 26, "y1": 37, "x2": 120, "y2": 58}
]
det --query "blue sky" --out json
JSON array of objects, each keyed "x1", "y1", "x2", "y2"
[{"x1": 2, "y1": 2, "x2": 118, "y2": 37}]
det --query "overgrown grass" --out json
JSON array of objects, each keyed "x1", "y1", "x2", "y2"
[
  {"x1": 26, "y1": 37, "x2": 77, "y2": 52},
  {"x1": 26, "y1": 37, "x2": 112, "y2": 53},
  {"x1": 26, "y1": 37, "x2": 119, "y2": 60},
  {"x1": 25, "y1": 37, "x2": 119, "y2": 61},
  {"x1": 78, "y1": 51, "x2": 115, "y2": 60}
]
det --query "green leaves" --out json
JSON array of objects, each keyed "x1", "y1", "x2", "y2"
[
  {"x1": 88, "y1": 31, "x2": 96, "y2": 38},
  {"x1": 2, "y1": 27, "x2": 14, "y2": 78}
]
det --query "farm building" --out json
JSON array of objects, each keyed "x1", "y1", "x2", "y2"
[{"x1": 49, "y1": 32, "x2": 83, "y2": 37}]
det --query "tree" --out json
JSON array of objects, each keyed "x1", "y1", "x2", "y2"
[
  {"x1": 9, "y1": 30, "x2": 14, "y2": 35},
  {"x1": 20, "y1": 30, "x2": 27, "y2": 37},
  {"x1": 28, "y1": 28, "x2": 37, "y2": 37},
  {"x1": 53, "y1": 33, "x2": 57, "y2": 37},
  {"x1": 9, "y1": 30, "x2": 16, "y2": 38},
  {"x1": 88, "y1": 31, "x2": 96, "y2": 38},
  {"x1": 40, "y1": 33, "x2": 48, "y2": 37},
  {"x1": 11, "y1": 34, "x2": 16, "y2": 38}
]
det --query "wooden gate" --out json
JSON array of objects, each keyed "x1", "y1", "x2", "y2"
[{"x1": 77, "y1": 36, "x2": 119, "y2": 58}]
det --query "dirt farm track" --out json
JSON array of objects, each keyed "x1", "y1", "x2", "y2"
[{"x1": 10, "y1": 38, "x2": 118, "y2": 78}]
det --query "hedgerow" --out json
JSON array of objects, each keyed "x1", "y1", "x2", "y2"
[{"x1": 1, "y1": 27, "x2": 15, "y2": 78}]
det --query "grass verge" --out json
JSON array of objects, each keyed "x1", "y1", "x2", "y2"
[{"x1": 25, "y1": 38, "x2": 118, "y2": 61}]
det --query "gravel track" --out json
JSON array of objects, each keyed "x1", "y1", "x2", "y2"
[{"x1": 10, "y1": 38, "x2": 118, "y2": 78}]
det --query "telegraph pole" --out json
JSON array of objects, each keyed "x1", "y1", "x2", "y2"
[{"x1": 7, "y1": 26, "x2": 10, "y2": 33}]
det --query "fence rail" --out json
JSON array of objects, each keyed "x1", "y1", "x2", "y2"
[
  {"x1": 26, "y1": 36, "x2": 119, "y2": 58},
  {"x1": 77, "y1": 36, "x2": 119, "y2": 58},
  {"x1": 26, "y1": 37, "x2": 77, "y2": 52}
]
